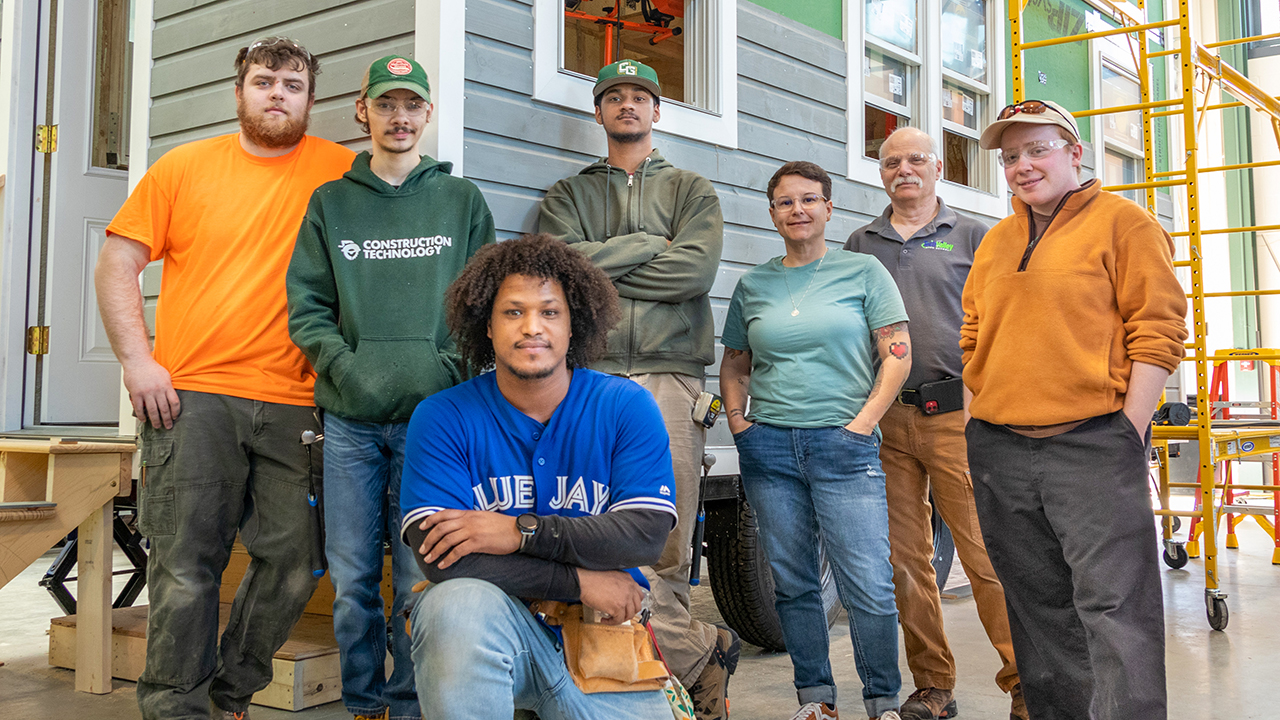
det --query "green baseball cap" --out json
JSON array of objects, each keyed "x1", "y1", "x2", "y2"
[
  {"x1": 361, "y1": 55, "x2": 432, "y2": 103},
  {"x1": 593, "y1": 59, "x2": 661, "y2": 100}
]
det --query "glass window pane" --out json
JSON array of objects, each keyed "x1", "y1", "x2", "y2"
[
  {"x1": 1105, "y1": 149, "x2": 1143, "y2": 203},
  {"x1": 866, "y1": 0, "x2": 917, "y2": 52},
  {"x1": 940, "y1": 0, "x2": 987, "y2": 82},
  {"x1": 943, "y1": 130, "x2": 979, "y2": 188},
  {"x1": 92, "y1": 0, "x2": 133, "y2": 170},
  {"x1": 942, "y1": 81, "x2": 981, "y2": 131},
  {"x1": 563, "y1": 0, "x2": 686, "y2": 104},
  {"x1": 865, "y1": 47, "x2": 913, "y2": 109},
  {"x1": 1101, "y1": 66, "x2": 1142, "y2": 149},
  {"x1": 865, "y1": 104, "x2": 909, "y2": 160}
]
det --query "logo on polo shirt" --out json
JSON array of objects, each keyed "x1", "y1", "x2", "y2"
[
  {"x1": 920, "y1": 239, "x2": 955, "y2": 251},
  {"x1": 337, "y1": 236, "x2": 454, "y2": 260}
]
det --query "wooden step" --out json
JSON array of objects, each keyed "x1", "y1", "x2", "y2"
[{"x1": 49, "y1": 604, "x2": 342, "y2": 711}]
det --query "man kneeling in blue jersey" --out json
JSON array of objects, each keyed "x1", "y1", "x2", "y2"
[{"x1": 399, "y1": 234, "x2": 679, "y2": 720}]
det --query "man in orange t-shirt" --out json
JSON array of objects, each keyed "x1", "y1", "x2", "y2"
[{"x1": 95, "y1": 37, "x2": 354, "y2": 720}]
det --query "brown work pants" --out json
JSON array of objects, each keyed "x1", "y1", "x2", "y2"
[{"x1": 879, "y1": 402, "x2": 1019, "y2": 693}]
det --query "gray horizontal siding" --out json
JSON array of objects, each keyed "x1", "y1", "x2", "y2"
[
  {"x1": 460, "y1": 0, "x2": 966, "y2": 449},
  {"x1": 148, "y1": 0, "x2": 414, "y2": 162}
]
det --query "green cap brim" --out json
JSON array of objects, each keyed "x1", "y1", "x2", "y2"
[{"x1": 364, "y1": 80, "x2": 431, "y2": 104}]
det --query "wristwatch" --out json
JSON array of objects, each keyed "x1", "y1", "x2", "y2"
[{"x1": 516, "y1": 513, "x2": 539, "y2": 552}]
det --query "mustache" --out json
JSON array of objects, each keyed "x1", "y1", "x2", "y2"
[{"x1": 891, "y1": 176, "x2": 923, "y2": 191}]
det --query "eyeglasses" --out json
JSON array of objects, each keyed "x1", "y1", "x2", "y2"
[
  {"x1": 879, "y1": 152, "x2": 936, "y2": 171},
  {"x1": 997, "y1": 139, "x2": 1072, "y2": 167},
  {"x1": 367, "y1": 99, "x2": 430, "y2": 117},
  {"x1": 247, "y1": 36, "x2": 312, "y2": 62},
  {"x1": 770, "y1": 194, "x2": 827, "y2": 211},
  {"x1": 997, "y1": 99, "x2": 1076, "y2": 123}
]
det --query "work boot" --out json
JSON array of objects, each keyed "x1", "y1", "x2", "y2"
[
  {"x1": 689, "y1": 625, "x2": 741, "y2": 720},
  {"x1": 214, "y1": 708, "x2": 249, "y2": 720},
  {"x1": 899, "y1": 687, "x2": 957, "y2": 719},
  {"x1": 1009, "y1": 683, "x2": 1028, "y2": 720},
  {"x1": 790, "y1": 702, "x2": 838, "y2": 720},
  {"x1": 353, "y1": 711, "x2": 389, "y2": 720}
]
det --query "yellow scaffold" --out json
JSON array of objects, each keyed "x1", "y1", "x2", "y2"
[{"x1": 1007, "y1": 0, "x2": 1280, "y2": 630}]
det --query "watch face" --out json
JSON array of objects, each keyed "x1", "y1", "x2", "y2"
[{"x1": 517, "y1": 513, "x2": 538, "y2": 533}]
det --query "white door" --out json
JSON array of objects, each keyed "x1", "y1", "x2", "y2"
[{"x1": 27, "y1": 0, "x2": 130, "y2": 425}]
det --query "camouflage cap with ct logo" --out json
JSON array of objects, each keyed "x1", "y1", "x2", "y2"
[
  {"x1": 593, "y1": 59, "x2": 661, "y2": 101},
  {"x1": 361, "y1": 55, "x2": 432, "y2": 103}
]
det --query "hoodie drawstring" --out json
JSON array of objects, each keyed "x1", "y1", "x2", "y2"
[{"x1": 604, "y1": 165, "x2": 612, "y2": 240}]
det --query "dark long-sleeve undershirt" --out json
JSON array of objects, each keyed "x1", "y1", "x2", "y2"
[{"x1": 405, "y1": 508, "x2": 674, "y2": 601}]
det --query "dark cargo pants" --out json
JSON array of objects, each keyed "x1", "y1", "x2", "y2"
[
  {"x1": 966, "y1": 410, "x2": 1166, "y2": 720},
  {"x1": 136, "y1": 390, "x2": 324, "y2": 720}
]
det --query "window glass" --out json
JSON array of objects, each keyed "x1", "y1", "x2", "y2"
[
  {"x1": 91, "y1": 0, "x2": 133, "y2": 170},
  {"x1": 866, "y1": 0, "x2": 917, "y2": 52},
  {"x1": 865, "y1": 105, "x2": 908, "y2": 160},
  {"x1": 563, "y1": 0, "x2": 686, "y2": 103},
  {"x1": 942, "y1": 81, "x2": 980, "y2": 131},
  {"x1": 1105, "y1": 148, "x2": 1143, "y2": 203},
  {"x1": 865, "y1": 47, "x2": 912, "y2": 108},
  {"x1": 1101, "y1": 65, "x2": 1142, "y2": 150},
  {"x1": 943, "y1": 130, "x2": 979, "y2": 187},
  {"x1": 940, "y1": 0, "x2": 986, "y2": 82}
]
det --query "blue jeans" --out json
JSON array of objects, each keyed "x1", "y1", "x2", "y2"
[
  {"x1": 409, "y1": 578, "x2": 671, "y2": 719},
  {"x1": 324, "y1": 414, "x2": 424, "y2": 720},
  {"x1": 734, "y1": 423, "x2": 901, "y2": 718}
]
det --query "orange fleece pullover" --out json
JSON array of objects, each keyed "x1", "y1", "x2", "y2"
[{"x1": 960, "y1": 180, "x2": 1187, "y2": 426}]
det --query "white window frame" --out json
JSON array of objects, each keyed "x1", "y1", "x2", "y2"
[
  {"x1": 847, "y1": 0, "x2": 1006, "y2": 217},
  {"x1": 1091, "y1": 40, "x2": 1145, "y2": 200},
  {"x1": 532, "y1": 0, "x2": 737, "y2": 148}
]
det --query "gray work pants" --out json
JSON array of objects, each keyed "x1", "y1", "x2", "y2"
[
  {"x1": 966, "y1": 411, "x2": 1167, "y2": 720},
  {"x1": 136, "y1": 390, "x2": 324, "y2": 720}
]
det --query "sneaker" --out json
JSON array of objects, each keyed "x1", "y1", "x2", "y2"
[
  {"x1": 873, "y1": 712, "x2": 902, "y2": 720},
  {"x1": 214, "y1": 710, "x2": 249, "y2": 720},
  {"x1": 899, "y1": 687, "x2": 958, "y2": 720},
  {"x1": 688, "y1": 625, "x2": 741, "y2": 720},
  {"x1": 354, "y1": 712, "x2": 389, "y2": 720},
  {"x1": 1009, "y1": 683, "x2": 1028, "y2": 720},
  {"x1": 791, "y1": 702, "x2": 839, "y2": 720}
]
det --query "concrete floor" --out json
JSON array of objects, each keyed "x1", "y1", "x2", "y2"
[{"x1": 1, "y1": 516, "x2": 1274, "y2": 719}]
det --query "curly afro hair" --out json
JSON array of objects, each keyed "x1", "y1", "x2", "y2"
[{"x1": 445, "y1": 234, "x2": 621, "y2": 375}]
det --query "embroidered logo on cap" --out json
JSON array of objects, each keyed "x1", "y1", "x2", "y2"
[
  {"x1": 617, "y1": 60, "x2": 638, "y2": 76},
  {"x1": 387, "y1": 58, "x2": 413, "y2": 76}
]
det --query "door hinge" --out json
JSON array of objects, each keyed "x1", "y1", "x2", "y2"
[
  {"x1": 26, "y1": 326, "x2": 50, "y2": 355},
  {"x1": 36, "y1": 124, "x2": 58, "y2": 153}
]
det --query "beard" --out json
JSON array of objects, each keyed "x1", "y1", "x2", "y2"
[
  {"x1": 607, "y1": 129, "x2": 648, "y2": 145},
  {"x1": 506, "y1": 361, "x2": 559, "y2": 381},
  {"x1": 237, "y1": 98, "x2": 310, "y2": 149},
  {"x1": 376, "y1": 125, "x2": 418, "y2": 154}
]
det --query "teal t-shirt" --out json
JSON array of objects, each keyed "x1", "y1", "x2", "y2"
[{"x1": 722, "y1": 249, "x2": 909, "y2": 428}]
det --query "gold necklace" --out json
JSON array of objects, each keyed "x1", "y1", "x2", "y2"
[{"x1": 782, "y1": 249, "x2": 827, "y2": 317}]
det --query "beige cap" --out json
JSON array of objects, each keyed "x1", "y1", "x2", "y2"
[{"x1": 979, "y1": 100, "x2": 1081, "y2": 149}]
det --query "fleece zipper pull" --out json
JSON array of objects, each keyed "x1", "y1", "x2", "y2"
[{"x1": 627, "y1": 173, "x2": 634, "y2": 187}]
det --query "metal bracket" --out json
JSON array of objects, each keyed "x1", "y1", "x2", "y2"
[
  {"x1": 25, "y1": 326, "x2": 49, "y2": 355},
  {"x1": 36, "y1": 124, "x2": 57, "y2": 153}
]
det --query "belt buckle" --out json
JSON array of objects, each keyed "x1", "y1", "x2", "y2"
[{"x1": 897, "y1": 389, "x2": 919, "y2": 407}]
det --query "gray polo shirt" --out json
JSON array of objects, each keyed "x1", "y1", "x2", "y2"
[{"x1": 844, "y1": 198, "x2": 988, "y2": 391}]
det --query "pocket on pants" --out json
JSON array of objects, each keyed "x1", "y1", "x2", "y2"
[
  {"x1": 138, "y1": 438, "x2": 176, "y2": 537},
  {"x1": 836, "y1": 426, "x2": 878, "y2": 447}
]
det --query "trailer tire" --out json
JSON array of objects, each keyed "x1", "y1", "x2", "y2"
[{"x1": 704, "y1": 495, "x2": 841, "y2": 653}]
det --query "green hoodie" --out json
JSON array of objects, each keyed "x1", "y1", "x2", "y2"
[
  {"x1": 287, "y1": 152, "x2": 495, "y2": 422},
  {"x1": 538, "y1": 150, "x2": 724, "y2": 377}
]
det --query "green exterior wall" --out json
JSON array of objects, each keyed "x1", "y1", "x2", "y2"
[
  {"x1": 1005, "y1": 0, "x2": 1096, "y2": 142},
  {"x1": 750, "y1": 0, "x2": 842, "y2": 39}
]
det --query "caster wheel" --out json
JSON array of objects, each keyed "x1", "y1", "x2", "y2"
[
  {"x1": 1171, "y1": 516, "x2": 1182, "y2": 533},
  {"x1": 1163, "y1": 545, "x2": 1189, "y2": 569},
  {"x1": 1207, "y1": 598, "x2": 1229, "y2": 631}
]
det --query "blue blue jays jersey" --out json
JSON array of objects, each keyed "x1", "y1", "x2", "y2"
[{"x1": 399, "y1": 369, "x2": 678, "y2": 542}]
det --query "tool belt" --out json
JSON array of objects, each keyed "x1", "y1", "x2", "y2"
[
  {"x1": 528, "y1": 600, "x2": 670, "y2": 694},
  {"x1": 897, "y1": 377, "x2": 965, "y2": 415}
]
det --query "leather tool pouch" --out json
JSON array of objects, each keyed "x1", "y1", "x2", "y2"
[
  {"x1": 529, "y1": 600, "x2": 670, "y2": 694},
  {"x1": 918, "y1": 377, "x2": 965, "y2": 415}
]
